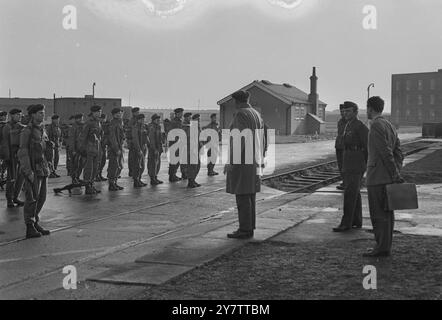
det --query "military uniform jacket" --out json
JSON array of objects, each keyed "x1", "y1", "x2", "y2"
[
  {"x1": 147, "y1": 122, "x2": 163, "y2": 153},
  {"x1": 366, "y1": 115, "x2": 403, "y2": 186},
  {"x1": 226, "y1": 104, "x2": 265, "y2": 195},
  {"x1": 342, "y1": 118, "x2": 369, "y2": 174},
  {"x1": 17, "y1": 123, "x2": 50, "y2": 178},
  {"x1": 132, "y1": 123, "x2": 149, "y2": 153},
  {"x1": 47, "y1": 123, "x2": 62, "y2": 148},
  {"x1": 101, "y1": 121, "x2": 110, "y2": 147},
  {"x1": 2, "y1": 121, "x2": 26, "y2": 160},
  {"x1": 335, "y1": 117, "x2": 347, "y2": 149},
  {"x1": 184, "y1": 122, "x2": 202, "y2": 164},
  {"x1": 108, "y1": 119, "x2": 125, "y2": 154},
  {"x1": 125, "y1": 117, "x2": 137, "y2": 144},
  {"x1": 79, "y1": 119, "x2": 102, "y2": 155},
  {"x1": 168, "y1": 117, "x2": 182, "y2": 146}
]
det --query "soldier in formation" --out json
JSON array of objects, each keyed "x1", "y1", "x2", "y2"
[
  {"x1": 79, "y1": 106, "x2": 103, "y2": 195},
  {"x1": 0, "y1": 111, "x2": 8, "y2": 190},
  {"x1": 107, "y1": 108, "x2": 125, "y2": 191},
  {"x1": 2, "y1": 108, "x2": 25, "y2": 208},
  {"x1": 167, "y1": 108, "x2": 184, "y2": 182},
  {"x1": 47, "y1": 114, "x2": 62, "y2": 178},
  {"x1": 147, "y1": 113, "x2": 164, "y2": 186},
  {"x1": 17, "y1": 104, "x2": 51, "y2": 239},
  {"x1": 202, "y1": 113, "x2": 220, "y2": 176},
  {"x1": 96, "y1": 113, "x2": 108, "y2": 182},
  {"x1": 131, "y1": 114, "x2": 149, "y2": 188}
]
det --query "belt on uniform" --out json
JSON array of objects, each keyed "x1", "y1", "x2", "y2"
[{"x1": 345, "y1": 146, "x2": 365, "y2": 151}]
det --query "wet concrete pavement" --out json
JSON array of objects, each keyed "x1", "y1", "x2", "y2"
[{"x1": 0, "y1": 133, "x2": 429, "y2": 299}]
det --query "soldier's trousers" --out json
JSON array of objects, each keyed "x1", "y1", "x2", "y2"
[
  {"x1": 71, "y1": 153, "x2": 86, "y2": 181},
  {"x1": 128, "y1": 143, "x2": 134, "y2": 177},
  {"x1": 23, "y1": 176, "x2": 47, "y2": 225},
  {"x1": 107, "y1": 151, "x2": 123, "y2": 180},
  {"x1": 207, "y1": 149, "x2": 218, "y2": 173},
  {"x1": 66, "y1": 148, "x2": 72, "y2": 176},
  {"x1": 53, "y1": 147, "x2": 59, "y2": 170},
  {"x1": 147, "y1": 149, "x2": 161, "y2": 178},
  {"x1": 133, "y1": 150, "x2": 146, "y2": 181},
  {"x1": 5, "y1": 156, "x2": 24, "y2": 201},
  {"x1": 340, "y1": 172, "x2": 363, "y2": 228},
  {"x1": 83, "y1": 152, "x2": 100, "y2": 183},
  {"x1": 335, "y1": 148, "x2": 344, "y2": 180},
  {"x1": 168, "y1": 147, "x2": 180, "y2": 177},
  {"x1": 187, "y1": 159, "x2": 200, "y2": 180},
  {"x1": 236, "y1": 194, "x2": 256, "y2": 232},
  {"x1": 98, "y1": 145, "x2": 107, "y2": 176},
  {"x1": 367, "y1": 185, "x2": 395, "y2": 253}
]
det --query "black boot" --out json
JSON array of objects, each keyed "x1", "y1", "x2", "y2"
[
  {"x1": 109, "y1": 180, "x2": 119, "y2": 191},
  {"x1": 85, "y1": 184, "x2": 96, "y2": 195},
  {"x1": 13, "y1": 198, "x2": 25, "y2": 207},
  {"x1": 7, "y1": 199, "x2": 15, "y2": 208},
  {"x1": 115, "y1": 180, "x2": 124, "y2": 190},
  {"x1": 134, "y1": 180, "x2": 143, "y2": 188},
  {"x1": 150, "y1": 177, "x2": 159, "y2": 186},
  {"x1": 34, "y1": 222, "x2": 50, "y2": 236},
  {"x1": 26, "y1": 224, "x2": 42, "y2": 239},
  {"x1": 155, "y1": 177, "x2": 164, "y2": 184}
]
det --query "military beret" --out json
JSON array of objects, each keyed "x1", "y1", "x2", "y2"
[
  {"x1": 184, "y1": 112, "x2": 192, "y2": 118},
  {"x1": 137, "y1": 114, "x2": 145, "y2": 120},
  {"x1": 132, "y1": 107, "x2": 140, "y2": 113},
  {"x1": 9, "y1": 108, "x2": 22, "y2": 115},
  {"x1": 231, "y1": 90, "x2": 250, "y2": 102},
  {"x1": 51, "y1": 114, "x2": 60, "y2": 120},
  {"x1": 342, "y1": 101, "x2": 358, "y2": 110},
  {"x1": 74, "y1": 113, "x2": 84, "y2": 119},
  {"x1": 151, "y1": 113, "x2": 161, "y2": 120},
  {"x1": 90, "y1": 105, "x2": 102, "y2": 112},
  {"x1": 0, "y1": 111, "x2": 7, "y2": 117},
  {"x1": 174, "y1": 108, "x2": 184, "y2": 114},
  {"x1": 210, "y1": 113, "x2": 217, "y2": 118},
  {"x1": 28, "y1": 104, "x2": 45, "y2": 115},
  {"x1": 111, "y1": 107, "x2": 123, "y2": 114},
  {"x1": 192, "y1": 114, "x2": 200, "y2": 120}
]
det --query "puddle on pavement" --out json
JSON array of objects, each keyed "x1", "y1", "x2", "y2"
[
  {"x1": 322, "y1": 207, "x2": 339, "y2": 212},
  {"x1": 398, "y1": 227, "x2": 442, "y2": 237}
]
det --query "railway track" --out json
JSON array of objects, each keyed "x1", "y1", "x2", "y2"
[
  {"x1": 0, "y1": 139, "x2": 437, "y2": 247},
  {"x1": 262, "y1": 139, "x2": 438, "y2": 193}
]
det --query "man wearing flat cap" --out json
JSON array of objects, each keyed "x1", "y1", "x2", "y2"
[
  {"x1": 2, "y1": 108, "x2": 25, "y2": 208},
  {"x1": 126, "y1": 107, "x2": 140, "y2": 178},
  {"x1": 17, "y1": 104, "x2": 50, "y2": 238},
  {"x1": 47, "y1": 114, "x2": 62, "y2": 178},
  {"x1": 168, "y1": 108, "x2": 184, "y2": 182},
  {"x1": 333, "y1": 101, "x2": 369, "y2": 232},
  {"x1": 225, "y1": 90, "x2": 266, "y2": 239},
  {"x1": 185, "y1": 114, "x2": 202, "y2": 188},
  {"x1": 79, "y1": 105, "x2": 103, "y2": 195},
  {"x1": 335, "y1": 104, "x2": 347, "y2": 190},
  {"x1": 67, "y1": 114, "x2": 85, "y2": 184},
  {"x1": 96, "y1": 113, "x2": 109, "y2": 182},
  {"x1": 107, "y1": 108, "x2": 125, "y2": 191},
  {"x1": 147, "y1": 113, "x2": 164, "y2": 185},
  {"x1": 202, "y1": 113, "x2": 220, "y2": 176},
  {"x1": 132, "y1": 114, "x2": 149, "y2": 187},
  {"x1": 0, "y1": 111, "x2": 9, "y2": 188}
]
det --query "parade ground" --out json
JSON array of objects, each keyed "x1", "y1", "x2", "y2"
[{"x1": 1, "y1": 133, "x2": 441, "y2": 300}]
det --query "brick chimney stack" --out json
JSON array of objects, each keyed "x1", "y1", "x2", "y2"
[{"x1": 308, "y1": 66, "x2": 318, "y2": 115}]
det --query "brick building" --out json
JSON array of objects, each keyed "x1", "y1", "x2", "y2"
[
  {"x1": 392, "y1": 69, "x2": 442, "y2": 126},
  {"x1": 217, "y1": 67, "x2": 327, "y2": 135}
]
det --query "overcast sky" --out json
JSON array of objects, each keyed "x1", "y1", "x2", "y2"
[{"x1": 1, "y1": 0, "x2": 441, "y2": 112}]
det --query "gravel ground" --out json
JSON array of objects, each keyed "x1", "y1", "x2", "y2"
[{"x1": 136, "y1": 234, "x2": 441, "y2": 300}]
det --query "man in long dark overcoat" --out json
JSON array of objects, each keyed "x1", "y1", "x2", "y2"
[{"x1": 225, "y1": 90, "x2": 266, "y2": 239}]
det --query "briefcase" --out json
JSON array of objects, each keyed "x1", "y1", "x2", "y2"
[{"x1": 385, "y1": 183, "x2": 418, "y2": 211}]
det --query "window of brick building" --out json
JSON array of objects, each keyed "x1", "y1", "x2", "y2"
[
  {"x1": 430, "y1": 94, "x2": 435, "y2": 105},
  {"x1": 396, "y1": 81, "x2": 400, "y2": 91},
  {"x1": 418, "y1": 109, "x2": 422, "y2": 121},
  {"x1": 406, "y1": 80, "x2": 411, "y2": 91},
  {"x1": 418, "y1": 80, "x2": 423, "y2": 90},
  {"x1": 418, "y1": 95, "x2": 423, "y2": 105},
  {"x1": 406, "y1": 94, "x2": 410, "y2": 105},
  {"x1": 430, "y1": 110, "x2": 436, "y2": 120},
  {"x1": 430, "y1": 79, "x2": 436, "y2": 90}
]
